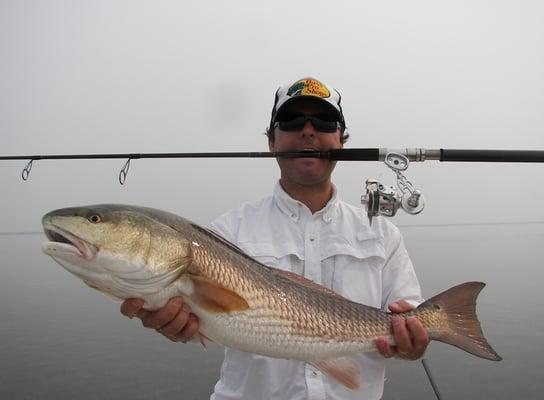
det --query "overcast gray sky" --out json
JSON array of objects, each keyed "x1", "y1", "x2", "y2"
[{"x1": 2, "y1": 0, "x2": 543, "y2": 232}]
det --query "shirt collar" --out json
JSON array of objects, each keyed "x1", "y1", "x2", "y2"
[{"x1": 273, "y1": 181, "x2": 339, "y2": 224}]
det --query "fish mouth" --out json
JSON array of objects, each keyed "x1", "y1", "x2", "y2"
[{"x1": 43, "y1": 224, "x2": 97, "y2": 260}]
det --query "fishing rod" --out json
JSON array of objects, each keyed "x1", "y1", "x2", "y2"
[
  {"x1": 2, "y1": 148, "x2": 543, "y2": 223},
  {"x1": 3, "y1": 148, "x2": 544, "y2": 162}
]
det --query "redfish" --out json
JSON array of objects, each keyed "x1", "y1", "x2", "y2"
[{"x1": 42, "y1": 204, "x2": 501, "y2": 390}]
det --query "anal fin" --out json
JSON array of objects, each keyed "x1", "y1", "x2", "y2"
[{"x1": 311, "y1": 357, "x2": 360, "y2": 390}]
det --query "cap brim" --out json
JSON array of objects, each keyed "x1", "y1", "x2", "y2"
[{"x1": 274, "y1": 96, "x2": 342, "y2": 122}]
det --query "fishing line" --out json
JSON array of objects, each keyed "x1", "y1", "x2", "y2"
[{"x1": 422, "y1": 358, "x2": 443, "y2": 400}]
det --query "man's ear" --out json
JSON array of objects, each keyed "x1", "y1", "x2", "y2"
[
  {"x1": 338, "y1": 131, "x2": 345, "y2": 148},
  {"x1": 268, "y1": 137, "x2": 275, "y2": 151}
]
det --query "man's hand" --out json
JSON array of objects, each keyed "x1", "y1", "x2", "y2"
[
  {"x1": 375, "y1": 300, "x2": 429, "y2": 360},
  {"x1": 120, "y1": 297, "x2": 200, "y2": 343}
]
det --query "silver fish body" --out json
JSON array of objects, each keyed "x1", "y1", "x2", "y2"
[{"x1": 42, "y1": 204, "x2": 501, "y2": 389}]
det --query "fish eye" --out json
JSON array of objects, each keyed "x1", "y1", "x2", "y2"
[{"x1": 88, "y1": 214, "x2": 102, "y2": 223}]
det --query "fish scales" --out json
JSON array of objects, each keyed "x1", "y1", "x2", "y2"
[
  {"x1": 188, "y1": 220, "x2": 437, "y2": 347},
  {"x1": 181, "y1": 228, "x2": 386, "y2": 358}
]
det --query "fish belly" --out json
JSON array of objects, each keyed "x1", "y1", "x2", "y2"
[{"x1": 188, "y1": 303, "x2": 377, "y2": 361}]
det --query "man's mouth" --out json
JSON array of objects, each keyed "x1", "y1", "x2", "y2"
[{"x1": 293, "y1": 148, "x2": 331, "y2": 160}]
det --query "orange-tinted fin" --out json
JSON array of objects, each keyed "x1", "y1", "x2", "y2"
[
  {"x1": 189, "y1": 275, "x2": 249, "y2": 313},
  {"x1": 311, "y1": 357, "x2": 360, "y2": 390},
  {"x1": 421, "y1": 281, "x2": 502, "y2": 361}
]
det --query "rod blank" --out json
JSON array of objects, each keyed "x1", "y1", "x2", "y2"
[
  {"x1": 0, "y1": 151, "x2": 332, "y2": 161},
  {"x1": 1, "y1": 148, "x2": 543, "y2": 163}
]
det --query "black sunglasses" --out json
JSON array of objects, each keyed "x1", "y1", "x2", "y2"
[{"x1": 274, "y1": 114, "x2": 340, "y2": 133}]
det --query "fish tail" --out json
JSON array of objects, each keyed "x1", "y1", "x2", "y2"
[{"x1": 420, "y1": 281, "x2": 502, "y2": 361}]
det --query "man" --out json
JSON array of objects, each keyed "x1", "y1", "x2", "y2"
[{"x1": 121, "y1": 77, "x2": 429, "y2": 399}]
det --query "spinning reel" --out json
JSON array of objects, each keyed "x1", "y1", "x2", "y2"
[{"x1": 361, "y1": 152, "x2": 425, "y2": 224}]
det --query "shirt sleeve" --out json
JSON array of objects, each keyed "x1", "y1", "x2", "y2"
[{"x1": 380, "y1": 221, "x2": 423, "y2": 310}]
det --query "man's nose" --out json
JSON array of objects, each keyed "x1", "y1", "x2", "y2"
[{"x1": 300, "y1": 120, "x2": 316, "y2": 137}]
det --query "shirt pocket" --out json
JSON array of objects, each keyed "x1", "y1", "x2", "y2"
[
  {"x1": 322, "y1": 233, "x2": 386, "y2": 308},
  {"x1": 237, "y1": 241, "x2": 303, "y2": 273}
]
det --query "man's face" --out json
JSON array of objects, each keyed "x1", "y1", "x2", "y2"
[{"x1": 269, "y1": 99, "x2": 343, "y2": 187}]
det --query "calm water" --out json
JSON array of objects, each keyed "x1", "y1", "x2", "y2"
[{"x1": 1, "y1": 223, "x2": 543, "y2": 399}]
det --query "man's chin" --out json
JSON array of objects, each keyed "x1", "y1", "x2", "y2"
[{"x1": 288, "y1": 170, "x2": 332, "y2": 187}]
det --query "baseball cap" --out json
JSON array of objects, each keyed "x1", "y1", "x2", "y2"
[{"x1": 269, "y1": 77, "x2": 345, "y2": 130}]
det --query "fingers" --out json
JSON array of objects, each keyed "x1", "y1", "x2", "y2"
[
  {"x1": 391, "y1": 316, "x2": 413, "y2": 357},
  {"x1": 376, "y1": 299, "x2": 430, "y2": 360},
  {"x1": 159, "y1": 304, "x2": 200, "y2": 343},
  {"x1": 390, "y1": 316, "x2": 429, "y2": 360},
  {"x1": 375, "y1": 337, "x2": 395, "y2": 358},
  {"x1": 388, "y1": 300, "x2": 415, "y2": 313},
  {"x1": 139, "y1": 297, "x2": 184, "y2": 330},
  {"x1": 120, "y1": 297, "x2": 200, "y2": 344},
  {"x1": 159, "y1": 303, "x2": 190, "y2": 338},
  {"x1": 405, "y1": 317, "x2": 429, "y2": 359},
  {"x1": 120, "y1": 298, "x2": 145, "y2": 319},
  {"x1": 174, "y1": 314, "x2": 200, "y2": 343}
]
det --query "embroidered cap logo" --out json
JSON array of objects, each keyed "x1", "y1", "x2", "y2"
[{"x1": 287, "y1": 78, "x2": 331, "y2": 99}]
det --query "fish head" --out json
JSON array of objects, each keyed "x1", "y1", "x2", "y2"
[{"x1": 42, "y1": 204, "x2": 192, "y2": 298}]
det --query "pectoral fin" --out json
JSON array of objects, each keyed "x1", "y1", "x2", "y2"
[
  {"x1": 311, "y1": 357, "x2": 360, "y2": 390},
  {"x1": 189, "y1": 275, "x2": 249, "y2": 313}
]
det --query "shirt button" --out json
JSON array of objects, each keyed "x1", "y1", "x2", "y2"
[{"x1": 309, "y1": 237, "x2": 314, "y2": 242}]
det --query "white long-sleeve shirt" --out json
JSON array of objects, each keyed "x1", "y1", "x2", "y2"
[{"x1": 209, "y1": 182, "x2": 422, "y2": 400}]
